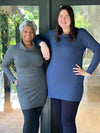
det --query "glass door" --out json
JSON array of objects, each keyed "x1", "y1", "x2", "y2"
[{"x1": 0, "y1": 2, "x2": 51, "y2": 133}]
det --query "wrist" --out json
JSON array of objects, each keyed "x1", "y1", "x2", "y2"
[
  {"x1": 85, "y1": 72, "x2": 91, "y2": 77},
  {"x1": 39, "y1": 41, "x2": 45, "y2": 47}
]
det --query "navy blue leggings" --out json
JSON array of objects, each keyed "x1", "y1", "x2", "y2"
[
  {"x1": 51, "y1": 98, "x2": 80, "y2": 133},
  {"x1": 22, "y1": 106, "x2": 43, "y2": 133}
]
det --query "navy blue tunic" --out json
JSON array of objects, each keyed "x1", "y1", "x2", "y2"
[{"x1": 35, "y1": 28, "x2": 100, "y2": 101}]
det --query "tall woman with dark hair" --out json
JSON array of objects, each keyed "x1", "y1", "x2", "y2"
[{"x1": 35, "y1": 5, "x2": 100, "y2": 133}]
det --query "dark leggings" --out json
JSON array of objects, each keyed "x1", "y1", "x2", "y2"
[
  {"x1": 22, "y1": 106, "x2": 43, "y2": 133},
  {"x1": 51, "y1": 98, "x2": 80, "y2": 133}
]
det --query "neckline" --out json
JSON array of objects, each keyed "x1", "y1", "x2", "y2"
[
  {"x1": 59, "y1": 34, "x2": 69, "y2": 38},
  {"x1": 20, "y1": 40, "x2": 35, "y2": 51}
]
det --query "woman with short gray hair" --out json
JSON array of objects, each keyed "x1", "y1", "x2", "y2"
[{"x1": 1, "y1": 20, "x2": 47, "y2": 133}]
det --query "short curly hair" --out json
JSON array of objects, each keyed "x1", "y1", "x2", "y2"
[{"x1": 19, "y1": 20, "x2": 37, "y2": 33}]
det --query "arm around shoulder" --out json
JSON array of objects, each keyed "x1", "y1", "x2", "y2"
[{"x1": 34, "y1": 30, "x2": 54, "y2": 60}]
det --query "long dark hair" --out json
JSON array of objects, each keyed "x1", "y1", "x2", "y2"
[{"x1": 55, "y1": 5, "x2": 77, "y2": 42}]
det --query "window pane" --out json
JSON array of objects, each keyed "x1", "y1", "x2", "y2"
[
  {"x1": 72, "y1": 5, "x2": 100, "y2": 73},
  {"x1": 0, "y1": 6, "x2": 39, "y2": 45}
]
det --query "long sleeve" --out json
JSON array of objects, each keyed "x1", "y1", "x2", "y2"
[
  {"x1": 34, "y1": 30, "x2": 54, "y2": 46},
  {"x1": 1, "y1": 46, "x2": 16, "y2": 82},
  {"x1": 80, "y1": 28, "x2": 100, "y2": 74}
]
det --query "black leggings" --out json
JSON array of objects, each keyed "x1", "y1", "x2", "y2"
[
  {"x1": 51, "y1": 98, "x2": 80, "y2": 133},
  {"x1": 22, "y1": 106, "x2": 43, "y2": 133}
]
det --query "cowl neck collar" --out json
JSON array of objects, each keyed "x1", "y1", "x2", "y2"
[{"x1": 19, "y1": 40, "x2": 35, "y2": 52}]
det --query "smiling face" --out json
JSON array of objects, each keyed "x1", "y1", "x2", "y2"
[
  {"x1": 58, "y1": 9, "x2": 71, "y2": 30},
  {"x1": 21, "y1": 25, "x2": 35, "y2": 44}
]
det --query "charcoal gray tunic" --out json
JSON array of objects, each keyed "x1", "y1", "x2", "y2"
[{"x1": 1, "y1": 40, "x2": 47, "y2": 110}]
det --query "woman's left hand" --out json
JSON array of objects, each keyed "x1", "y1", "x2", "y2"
[
  {"x1": 39, "y1": 41, "x2": 50, "y2": 60},
  {"x1": 73, "y1": 64, "x2": 90, "y2": 77}
]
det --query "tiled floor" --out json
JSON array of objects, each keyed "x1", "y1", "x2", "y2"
[
  {"x1": 0, "y1": 95, "x2": 23, "y2": 133},
  {"x1": 0, "y1": 84, "x2": 100, "y2": 133},
  {"x1": 77, "y1": 85, "x2": 100, "y2": 133}
]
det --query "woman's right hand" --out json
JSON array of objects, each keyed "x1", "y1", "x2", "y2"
[
  {"x1": 14, "y1": 80, "x2": 18, "y2": 87},
  {"x1": 39, "y1": 41, "x2": 50, "y2": 60}
]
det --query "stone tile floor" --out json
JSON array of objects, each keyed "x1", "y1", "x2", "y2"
[{"x1": 0, "y1": 102, "x2": 23, "y2": 133}]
